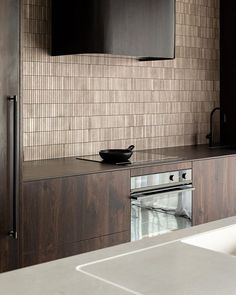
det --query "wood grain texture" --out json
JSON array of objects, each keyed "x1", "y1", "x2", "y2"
[
  {"x1": 224, "y1": 157, "x2": 236, "y2": 218},
  {"x1": 192, "y1": 156, "x2": 236, "y2": 225},
  {"x1": 21, "y1": 231, "x2": 130, "y2": 267},
  {"x1": 21, "y1": 170, "x2": 130, "y2": 266},
  {"x1": 0, "y1": 0, "x2": 20, "y2": 272},
  {"x1": 78, "y1": 171, "x2": 131, "y2": 240}
]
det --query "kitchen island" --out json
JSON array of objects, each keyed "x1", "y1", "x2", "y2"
[{"x1": 1, "y1": 216, "x2": 236, "y2": 295}]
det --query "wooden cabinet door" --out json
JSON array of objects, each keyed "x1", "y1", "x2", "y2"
[
  {"x1": 0, "y1": 0, "x2": 20, "y2": 272},
  {"x1": 192, "y1": 157, "x2": 236, "y2": 225},
  {"x1": 22, "y1": 176, "x2": 81, "y2": 257},
  {"x1": 21, "y1": 170, "x2": 130, "y2": 266},
  {"x1": 78, "y1": 171, "x2": 130, "y2": 240},
  {"x1": 225, "y1": 156, "x2": 236, "y2": 218},
  {"x1": 220, "y1": 1, "x2": 236, "y2": 146}
]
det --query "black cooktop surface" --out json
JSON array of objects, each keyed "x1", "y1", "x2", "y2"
[{"x1": 77, "y1": 150, "x2": 181, "y2": 165}]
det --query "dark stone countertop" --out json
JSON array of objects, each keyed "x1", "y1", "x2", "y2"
[{"x1": 23, "y1": 144, "x2": 236, "y2": 182}]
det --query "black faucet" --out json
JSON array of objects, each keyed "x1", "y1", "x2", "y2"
[{"x1": 206, "y1": 107, "x2": 221, "y2": 147}]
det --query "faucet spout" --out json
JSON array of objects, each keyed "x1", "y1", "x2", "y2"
[{"x1": 206, "y1": 107, "x2": 221, "y2": 147}]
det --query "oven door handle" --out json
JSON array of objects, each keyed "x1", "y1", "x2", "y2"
[{"x1": 131, "y1": 187, "x2": 195, "y2": 200}]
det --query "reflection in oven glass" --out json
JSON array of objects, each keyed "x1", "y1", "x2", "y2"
[{"x1": 131, "y1": 204, "x2": 191, "y2": 242}]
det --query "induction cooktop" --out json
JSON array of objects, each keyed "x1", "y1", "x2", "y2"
[{"x1": 77, "y1": 150, "x2": 181, "y2": 165}]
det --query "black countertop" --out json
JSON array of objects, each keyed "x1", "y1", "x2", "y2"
[{"x1": 23, "y1": 144, "x2": 236, "y2": 182}]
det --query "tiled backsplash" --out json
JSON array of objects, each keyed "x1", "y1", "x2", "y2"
[{"x1": 23, "y1": 0, "x2": 219, "y2": 161}]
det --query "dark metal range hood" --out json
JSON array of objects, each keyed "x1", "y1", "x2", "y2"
[{"x1": 51, "y1": 0, "x2": 176, "y2": 61}]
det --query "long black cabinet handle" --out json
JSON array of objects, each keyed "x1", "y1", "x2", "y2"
[{"x1": 8, "y1": 95, "x2": 18, "y2": 240}]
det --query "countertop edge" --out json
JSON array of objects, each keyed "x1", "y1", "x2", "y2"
[{"x1": 23, "y1": 144, "x2": 236, "y2": 182}]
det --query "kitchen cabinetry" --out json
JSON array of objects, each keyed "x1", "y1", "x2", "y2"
[
  {"x1": 20, "y1": 146, "x2": 236, "y2": 268},
  {"x1": 0, "y1": 0, "x2": 20, "y2": 272},
  {"x1": 192, "y1": 156, "x2": 236, "y2": 225},
  {"x1": 21, "y1": 170, "x2": 130, "y2": 267},
  {"x1": 220, "y1": 1, "x2": 236, "y2": 145}
]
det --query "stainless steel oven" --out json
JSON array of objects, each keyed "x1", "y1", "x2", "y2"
[{"x1": 131, "y1": 169, "x2": 194, "y2": 241}]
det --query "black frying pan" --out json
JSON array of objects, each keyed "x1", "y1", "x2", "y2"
[{"x1": 99, "y1": 145, "x2": 135, "y2": 163}]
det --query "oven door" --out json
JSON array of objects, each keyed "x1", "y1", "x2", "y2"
[{"x1": 131, "y1": 185, "x2": 195, "y2": 241}]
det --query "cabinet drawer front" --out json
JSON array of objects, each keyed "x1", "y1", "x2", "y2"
[
  {"x1": 21, "y1": 231, "x2": 130, "y2": 267},
  {"x1": 21, "y1": 170, "x2": 130, "y2": 262}
]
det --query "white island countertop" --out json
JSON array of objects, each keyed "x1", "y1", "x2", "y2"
[{"x1": 1, "y1": 217, "x2": 236, "y2": 295}]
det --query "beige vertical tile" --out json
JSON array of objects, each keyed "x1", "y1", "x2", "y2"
[{"x1": 22, "y1": 0, "x2": 219, "y2": 160}]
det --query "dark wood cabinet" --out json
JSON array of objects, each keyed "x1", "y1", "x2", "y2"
[
  {"x1": 19, "y1": 153, "x2": 236, "y2": 268},
  {"x1": 0, "y1": 0, "x2": 20, "y2": 272},
  {"x1": 22, "y1": 231, "x2": 130, "y2": 267},
  {"x1": 192, "y1": 156, "x2": 236, "y2": 225},
  {"x1": 226, "y1": 157, "x2": 236, "y2": 217},
  {"x1": 77, "y1": 171, "x2": 130, "y2": 240},
  {"x1": 21, "y1": 170, "x2": 130, "y2": 267},
  {"x1": 220, "y1": 1, "x2": 236, "y2": 145}
]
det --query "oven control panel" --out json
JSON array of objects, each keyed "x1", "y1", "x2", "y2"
[{"x1": 131, "y1": 169, "x2": 192, "y2": 191}]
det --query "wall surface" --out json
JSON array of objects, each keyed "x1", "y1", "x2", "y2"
[{"x1": 23, "y1": 0, "x2": 219, "y2": 161}]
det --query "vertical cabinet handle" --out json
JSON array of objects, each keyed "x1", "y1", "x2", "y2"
[{"x1": 8, "y1": 95, "x2": 18, "y2": 240}]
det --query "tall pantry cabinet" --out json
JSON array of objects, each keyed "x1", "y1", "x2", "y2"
[
  {"x1": 0, "y1": 0, "x2": 21, "y2": 272},
  {"x1": 220, "y1": 1, "x2": 236, "y2": 144}
]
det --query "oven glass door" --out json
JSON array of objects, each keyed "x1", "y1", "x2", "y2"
[{"x1": 131, "y1": 185, "x2": 194, "y2": 241}]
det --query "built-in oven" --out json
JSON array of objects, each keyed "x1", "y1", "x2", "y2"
[{"x1": 131, "y1": 169, "x2": 194, "y2": 241}]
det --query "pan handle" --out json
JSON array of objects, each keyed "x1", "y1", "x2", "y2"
[{"x1": 128, "y1": 145, "x2": 135, "y2": 151}]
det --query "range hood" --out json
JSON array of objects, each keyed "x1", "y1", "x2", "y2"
[{"x1": 51, "y1": 0, "x2": 175, "y2": 61}]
